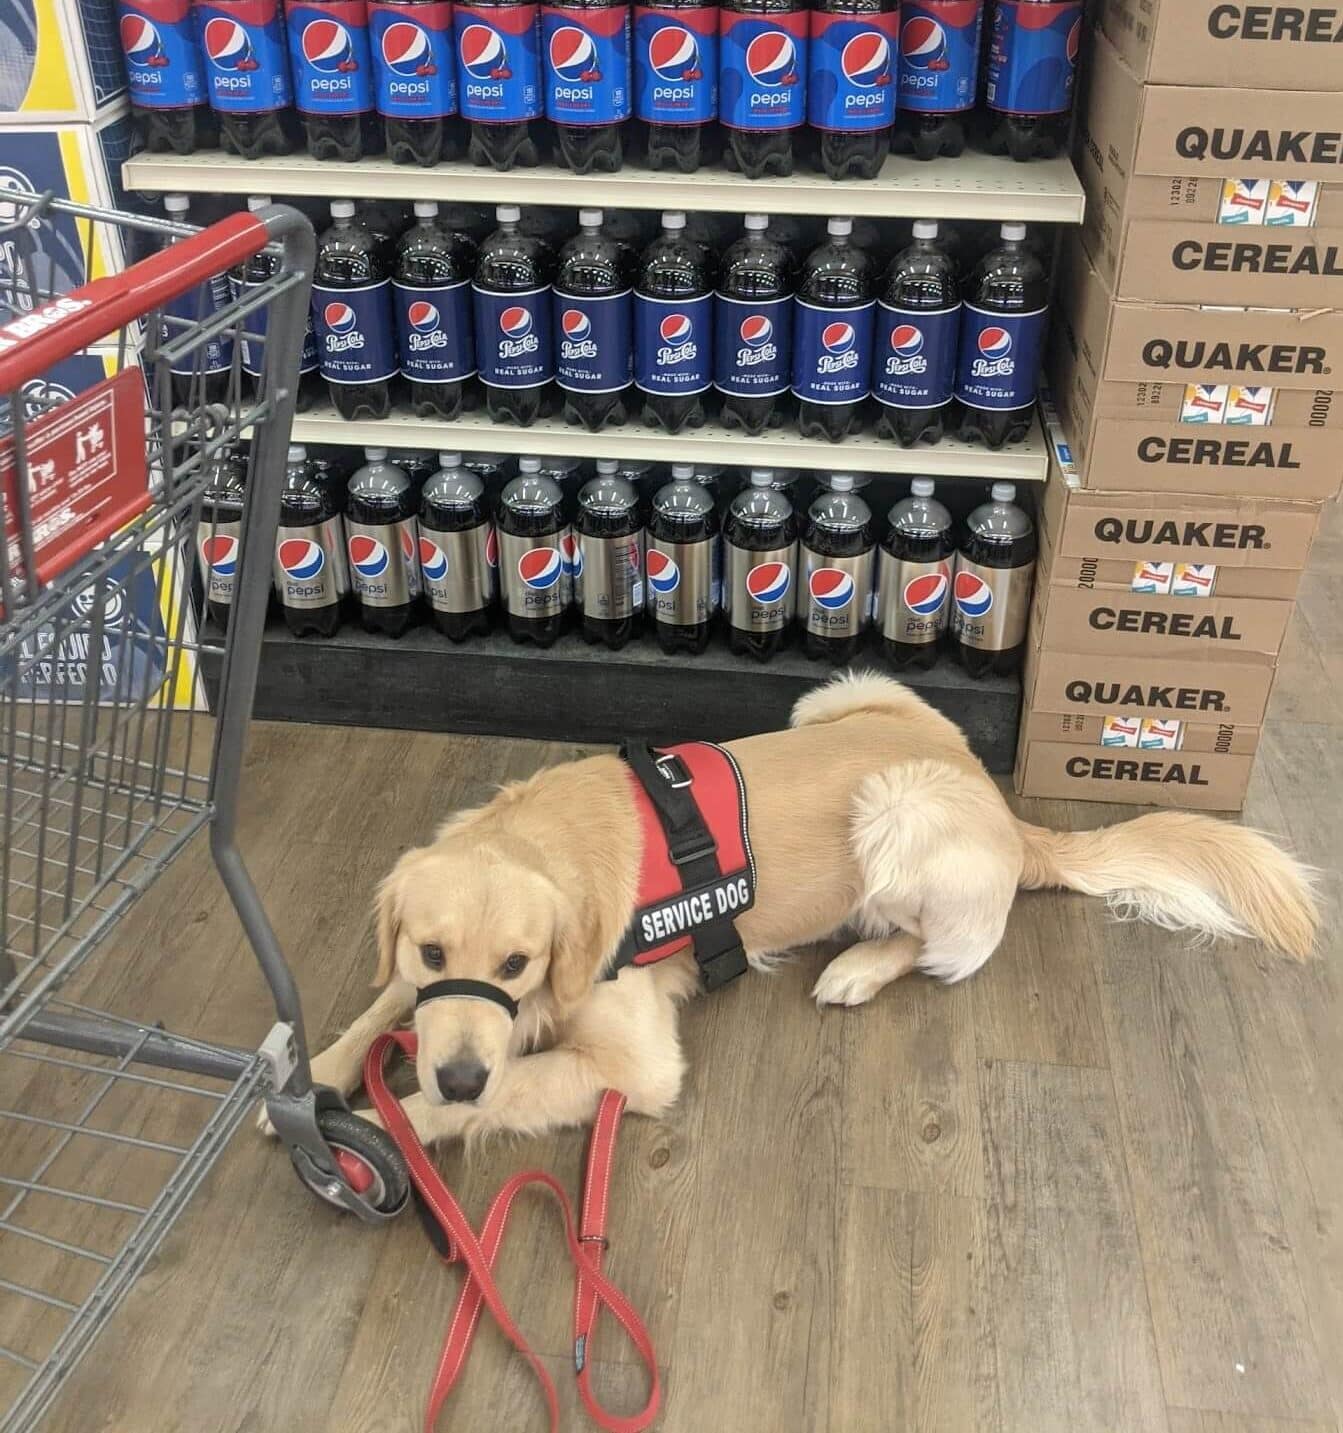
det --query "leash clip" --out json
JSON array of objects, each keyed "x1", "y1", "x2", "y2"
[{"x1": 655, "y1": 753, "x2": 693, "y2": 790}]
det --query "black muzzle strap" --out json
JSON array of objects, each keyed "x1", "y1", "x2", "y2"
[{"x1": 416, "y1": 979, "x2": 519, "y2": 1021}]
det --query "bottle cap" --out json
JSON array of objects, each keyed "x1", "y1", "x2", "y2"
[
  {"x1": 364, "y1": 447, "x2": 388, "y2": 461},
  {"x1": 438, "y1": 452, "x2": 463, "y2": 467},
  {"x1": 744, "y1": 214, "x2": 769, "y2": 231},
  {"x1": 912, "y1": 220, "x2": 939, "y2": 240},
  {"x1": 748, "y1": 469, "x2": 774, "y2": 486},
  {"x1": 1001, "y1": 222, "x2": 1027, "y2": 243},
  {"x1": 991, "y1": 482, "x2": 1017, "y2": 503},
  {"x1": 414, "y1": 200, "x2": 439, "y2": 219},
  {"x1": 579, "y1": 209, "x2": 603, "y2": 229},
  {"x1": 910, "y1": 478, "x2": 935, "y2": 498},
  {"x1": 164, "y1": 194, "x2": 190, "y2": 215},
  {"x1": 496, "y1": 204, "x2": 522, "y2": 224},
  {"x1": 596, "y1": 458, "x2": 619, "y2": 474},
  {"x1": 247, "y1": 195, "x2": 271, "y2": 212},
  {"x1": 519, "y1": 456, "x2": 542, "y2": 473},
  {"x1": 330, "y1": 200, "x2": 356, "y2": 219},
  {"x1": 286, "y1": 445, "x2": 306, "y2": 463},
  {"x1": 671, "y1": 463, "x2": 695, "y2": 479},
  {"x1": 829, "y1": 474, "x2": 855, "y2": 492},
  {"x1": 662, "y1": 211, "x2": 687, "y2": 230},
  {"x1": 828, "y1": 217, "x2": 853, "y2": 237}
]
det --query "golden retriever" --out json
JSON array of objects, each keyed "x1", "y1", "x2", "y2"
[{"x1": 290, "y1": 673, "x2": 1317, "y2": 1147}]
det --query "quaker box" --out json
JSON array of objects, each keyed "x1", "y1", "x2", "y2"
[
  {"x1": 1014, "y1": 735, "x2": 1256, "y2": 810},
  {"x1": 1022, "y1": 709, "x2": 1261, "y2": 756}
]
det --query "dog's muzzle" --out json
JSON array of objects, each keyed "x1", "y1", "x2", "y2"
[{"x1": 415, "y1": 979, "x2": 519, "y2": 1021}]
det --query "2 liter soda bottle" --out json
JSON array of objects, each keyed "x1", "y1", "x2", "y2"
[
  {"x1": 117, "y1": 0, "x2": 220, "y2": 153},
  {"x1": 724, "y1": 470, "x2": 797, "y2": 662},
  {"x1": 983, "y1": 0, "x2": 1083, "y2": 162},
  {"x1": 369, "y1": 0, "x2": 465, "y2": 165},
  {"x1": 393, "y1": 200, "x2": 478, "y2": 421},
  {"x1": 798, "y1": 473, "x2": 874, "y2": 663},
  {"x1": 473, "y1": 205, "x2": 556, "y2": 426},
  {"x1": 634, "y1": 0, "x2": 718, "y2": 171},
  {"x1": 197, "y1": 447, "x2": 247, "y2": 631},
  {"x1": 554, "y1": 209, "x2": 635, "y2": 431},
  {"x1": 646, "y1": 466, "x2": 719, "y2": 654},
  {"x1": 893, "y1": 0, "x2": 983, "y2": 159},
  {"x1": 161, "y1": 195, "x2": 234, "y2": 410},
  {"x1": 575, "y1": 464, "x2": 644, "y2": 649},
  {"x1": 497, "y1": 459, "x2": 570, "y2": 646},
  {"x1": 455, "y1": 0, "x2": 545, "y2": 168},
  {"x1": 542, "y1": 0, "x2": 632, "y2": 172},
  {"x1": 719, "y1": 0, "x2": 809, "y2": 178},
  {"x1": 950, "y1": 482, "x2": 1036, "y2": 677},
  {"x1": 715, "y1": 214, "x2": 794, "y2": 436},
  {"x1": 196, "y1": 0, "x2": 301, "y2": 156},
  {"x1": 285, "y1": 0, "x2": 383, "y2": 159},
  {"x1": 274, "y1": 445, "x2": 351, "y2": 638},
  {"x1": 346, "y1": 449, "x2": 423, "y2": 638},
  {"x1": 635, "y1": 211, "x2": 713, "y2": 434},
  {"x1": 808, "y1": 0, "x2": 900, "y2": 181},
  {"x1": 878, "y1": 478, "x2": 954, "y2": 668},
  {"x1": 419, "y1": 452, "x2": 497, "y2": 641}
]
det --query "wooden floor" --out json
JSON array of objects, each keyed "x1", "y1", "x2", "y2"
[{"x1": 11, "y1": 505, "x2": 1343, "y2": 1433}]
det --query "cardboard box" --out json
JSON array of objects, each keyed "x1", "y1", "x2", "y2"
[
  {"x1": 1038, "y1": 541, "x2": 1306, "y2": 603},
  {"x1": 1111, "y1": 175, "x2": 1343, "y2": 229},
  {"x1": 0, "y1": 0, "x2": 128, "y2": 124},
  {"x1": 1014, "y1": 737, "x2": 1254, "y2": 810},
  {"x1": 1082, "y1": 382, "x2": 1338, "y2": 430},
  {"x1": 1023, "y1": 710, "x2": 1261, "y2": 756}
]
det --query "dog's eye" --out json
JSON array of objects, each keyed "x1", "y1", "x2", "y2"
[
  {"x1": 500, "y1": 952, "x2": 529, "y2": 979},
  {"x1": 421, "y1": 944, "x2": 445, "y2": 971}
]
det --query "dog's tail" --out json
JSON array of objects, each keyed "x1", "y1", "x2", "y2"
[{"x1": 1017, "y1": 813, "x2": 1318, "y2": 960}]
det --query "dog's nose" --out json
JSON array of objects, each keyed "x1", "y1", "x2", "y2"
[{"x1": 436, "y1": 1059, "x2": 489, "y2": 1104}]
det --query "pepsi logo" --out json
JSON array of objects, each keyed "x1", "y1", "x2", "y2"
[
  {"x1": 518, "y1": 546, "x2": 563, "y2": 590},
  {"x1": 418, "y1": 537, "x2": 449, "y2": 582},
  {"x1": 1067, "y1": 16, "x2": 1082, "y2": 65},
  {"x1": 381, "y1": 20, "x2": 437, "y2": 76},
  {"x1": 900, "y1": 16, "x2": 948, "y2": 71},
  {"x1": 809, "y1": 568, "x2": 855, "y2": 611},
  {"x1": 822, "y1": 322, "x2": 856, "y2": 355},
  {"x1": 407, "y1": 300, "x2": 440, "y2": 334},
  {"x1": 549, "y1": 25, "x2": 600, "y2": 83},
  {"x1": 745, "y1": 561, "x2": 791, "y2": 605},
  {"x1": 954, "y1": 570, "x2": 993, "y2": 619},
  {"x1": 201, "y1": 533, "x2": 239, "y2": 576},
  {"x1": 890, "y1": 324, "x2": 924, "y2": 358},
  {"x1": 903, "y1": 570, "x2": 947, "y2": 617},
  {"x1": 484, "y1": 527, "x2": 499, "y2": 568},
  {"x1": 841, "y1": 32, "x2": 891, "y2": 88},
  {"x1": 562, "y1": 309, "x2": 592, "y2": 342},
  {"x1": 400, "y1": 527, "x2": 417, "y2": 563},
  {"x1": 460, "y1": 23, "x2": 509, "y2": 80},
  {"x1": 739, "y1": 315, "x2": 773, "y2": 348},
  {"x1": 499, "y1": 306, "x2": 533, "y2": 339},
  {"x1": 121, "y1": 15, "x2": 166, "y2": 67},
  {"x1": 646, "y1": 548, "x2": 680, "y2": 594},
  {"x1": 278, "y1": 538, "x2": 325, "y2": 582},
  {"x1": 324, "y1": 302, "x2": 358, "y2": 336},
  {"x1": 977, "y1": 327, "x2": 1012, "y2": 361},
  {"x1": 203, "y1": 17, "x2": 257, "y2": 71},
  {"x1": 559, "y1": 532, "x2": 583, "y2": 579},
  {"x1": 349, "y1": 534, "x2": 390, "y2": 579},
  {"x1": 648, "y1": 25, "x2": 701, "y2": 82},
  {"x1": 745, "y1": 31, "x2": 798, "y2": 88},
  {"x1": 660, "y1": 313, "x2": 693, "y2": 345},
  {"x1": 301, "y1": 19, "x2": 359, "y2": 74}
]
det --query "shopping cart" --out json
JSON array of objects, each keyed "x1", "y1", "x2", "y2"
[{"x1": 0, "y1": 190, "x2": 408, "y2": 1432}]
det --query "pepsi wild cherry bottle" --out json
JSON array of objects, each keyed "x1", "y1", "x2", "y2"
[
  {"x1": 542, "y1": 0, "x2": 632, "y2": 173},
  {"x1": 719, "y1": 0, "x2": 808, "y2": 179},
  {"x1": 454, "y1": 0, "x2": 545, "y2": 168},
  {"x1": 369, "y1": 0, "x2": 465, "y2": 165},
  {"x1": 197, "y1": 0, "x2": 301, "y2": 157},
  {"x1": 117, "y1": 0, "x2": 220, "y2": 153},
  {"x1": 983, "y1": 0, "x2": 1082, "y2": 162},
  {"x1": 808, "y1": 0, "x2": 899, "y2": 181},
  {"x1": 285, "y1": 0, "x2": 384, "y2": 160},
  {"x1": 635, "y1": 0, "x2": 719, "y2": 172},
  {"x1": 312, "y1": 201, "x2": 397, "y2": 422},
  {"x1": 893, "y1": 0, "x2": 983, "y2": 160}
]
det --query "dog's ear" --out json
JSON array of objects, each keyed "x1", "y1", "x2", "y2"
[
  {"x1": 372, "y1": 866, "x2": 403, "y2": 987},
  {"x1": 546, "y1": 882, "x2": 608, "y2": 1015}
]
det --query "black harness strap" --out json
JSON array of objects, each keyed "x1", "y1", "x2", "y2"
[{"x1": 417, "y1": 978, "x2": 519, "y2": 1021}]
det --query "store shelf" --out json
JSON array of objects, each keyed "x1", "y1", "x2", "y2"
[
  {"x1": 290, "y1": 403, "x2": 1049, "y2": 481},
  {"x1": 199, "y1": 620, "x2": 1021, "y2": 772},
  {"x1": 124, "y1": 150, "x2": 1085, "y2": 225}
]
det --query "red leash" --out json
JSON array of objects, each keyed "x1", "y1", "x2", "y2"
[{"x1": 362, "y1": 1031, "x2": 661, "y2": 1433}]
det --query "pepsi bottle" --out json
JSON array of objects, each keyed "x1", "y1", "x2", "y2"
[
  {"x1": 312, "y1": 201, "x2": 398, "y2": 422},
  {"x1": 955, "y1": 222, "x2": 1048, "y2": 450},
  {"x1": 983, "y1": 0, "x2": 1082, "y2": 162},
  {"x1": 162, "y1": 195, "x2": 234, "y2": 410},
  {"x1": 873, "y1": 220, "x2": 960, "y2": 447},
  {"x1": 346, "y1": 449, "x2": 421, "y2": 638},
  {"x1": 647, "y1": 466, "x2": 718, "y2": 654},
  {"x1": 635, "y1": 211, "x2": 713, "y2": 435},
  {"x1": 198, "y1": 448, "x2": 247, "y2": 631},
  {"x1": 808, "y1": 0, "x2": 899, "y2": 181},
  {"x1": 473, "y1": 205, "x2": 556, "y2": 427},
  {"x1": 893, "y1": 0, "x2": 983, "y2": 159},
  {"x1": 543, "y1": 0, "x2": 631, "y2": 173},
  {"x1": 455, "y1": 0, "x2": 545, "y2": 169},
  {"x1": 117, "y1": 0, "x2": 220, "y2": 153},
  {"x1": 878, "y1": 478, "x2": 953, "y2": 669},
  {"x1": 634, "y1": 0, "x2": 718, "y2": 173},
  {"x1": 724, "y1": 469, "x2": 796, "y2": 662},
  {"x1": 197, "y1": 0, "x2": 301, "y2": 157},
  {"x1": 575, "y1": 464, "x2": 643, "y2": 648},
  {"x1": 715, "y1": 213, "x2": 793, "y2": 437},
  {"x1": 388, "y1": 449, "x2": 440, "y2": 490},
  {"x1": 419, "y1": 452, "x2": 497, "y2": 640},
  {"x1": 393, "y1": 201, "x2": 478, "y2": 422},
  {"x1": 799, "y1": 473, "x2": 873, "y2": 663},
  {"x1": 275, "y1": 445, "x2": 351, "y2": 638},
  {"x1": 554, "y1": 209, "x2": 634, "y2": 432},
  {"x1": 792, "y1": 217, "x2": 875, "y2": 444},
  {"x1": 951, "y1": 482, "x2": 1036, "y2": 677},
  {"x1": 285, "y1": 0, "x2": 383, "y2": 159},
  {"x1": 498, "y1": 459, "x2": 570, "y2": 646},
  {"x1": 370, "y1": 0, "x2": 465, "y2": 165},
  {"x1": 719, "y1": 0, "x2": 808, "y2": 179}
]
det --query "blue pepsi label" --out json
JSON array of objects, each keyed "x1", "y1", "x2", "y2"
[
  {"x1": 393, "y1": 279, "x2": 475, "y2": 382},
  {"x1": 233, "y1": 275, "x2": 321, "y2": 376},
  {"x1": 954, "y1": 303, "x2": 1047, "y2": 412},
  {"x1": 791, "y1": 299, "x2": 874, "y2": 404},
  {"x1": 873, "y1": 302, "x2": 959, "y2": 409},
  {"x1": 474, "y1": 285, "x2": 554, "y2": 388},
  {"x1": 542, "y1": 5, "x2": 631, "y2": 124},
  {"x1": 714, "y1": 293, "x2": 791, "y2": 398},
  {"x1": 455, "y1": 2, "x2": 544, "y2": 121},
  {"x1": 634, "y1": 5, "x2": 716, "y2": 125},
  {"x1": 164, "y1": 274, "x2": 234, "y2": 375},
  {"x1": 897, "y1": 0, "x2": 981, "y2": 114},
  {"x1": 311, "y1": 280, "x2": 399, "y2": 384},
  {"x1": 807, "y1": 10, "x2": 898, "y2": 133},
  {"x1": 369, "y1": 1, "x2": 458, "y2": 117},
  {"x1": 198, "y1": 0, "x2": 293, "y2": 112},
  {"x1": 986, "y1": 0, "x2": 1081, "y2": 116},
  {"x1": 118, "y1": 0, "x2": 210, "y2": 109},
  {"x1": 286, "y1": 1, "x2": 375, "y2": 113},
  {"x1": 634, "y1": 292, "x2": 713, "y2": 396},
  {"x1": 719, "y1": 7, "x2": 807, "y2": 131},
  {"x1": 554, "y1": 290, "x2": 633, "y2": 393}
]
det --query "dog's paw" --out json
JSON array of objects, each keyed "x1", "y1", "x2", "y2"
[{"x1": 811, "y1": 953, "x2": 889, "y2": 1008}]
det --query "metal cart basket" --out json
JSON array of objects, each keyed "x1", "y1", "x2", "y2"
[{"x1": 0, "y1": 191, "x2": 407, "y2": 1433}]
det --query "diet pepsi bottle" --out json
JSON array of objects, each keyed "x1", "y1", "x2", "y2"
[
  {"x1": 543, "y1": 0, "x2": 631, "y2": 173},
  {"x1": 799, "y1": 473, "x2": 873, "y2": 663},
  {"x1": 473, "y1": 205, "x2": 556, "y2": 426},
  {"x1": 393, "y1": 201, "x2": 477, "y2": 421},
  {"x1": 162, "y1": 195, "x2": 234, "y2": 410},
  {"x1": 554, "y1": 209, "x2": 634, "y2": 431},
  {"x1": 809, "y1": 0, "x2": 899, "y2": 181},
  {"x1": 793, "y1": 217, "x2": 875, "y2": 443},
  {"x1": 951, "y1": 482, "x2": 1036, "y2": 677},
  {"x1": 197, "y1": 0, "x2": 300, "y2": 156},
  {"x1": 575, "y1": 464, "x2": 643, "y2": 648},
  {"x1": 724, "y1": 469, "x2": 796, "y2": 662},
  {"x1": 715, "y1": 214, "x2": 793, "y2": 436},
  {"x1": 874, "y1": 220, "x2": 960, "y2": 446},
  {"x1": 275, "y1": 445, "x2": 350, "y2": 638},
  {"x1": 370, "y1": 0, "x2": 465, "y2": 165},
  {"x1": 198, "y1": 447, "x2": 247, "y2": 631},
  {"x1": 955, "y1": 222, "x2": 1048, "y2": 450},
  {"x1": 346, "y1": 448, "x2": 422, "y2": 638},
  {"x1": 635, "y1": 211, "x2": 713, "y2": 434},
  {"x1": 634, "y1": 0, "x2": 718, "y2": 172},
  {"x1": 419, "y1": 452, "x2": 497, "y2": 641},
  {"x1": 984, "y1": 0, "x2": 1082, "y2": 162},
  {"x1": 498, "y1": 460, "x2": 570, "y2": 646},
  {"x1": 285, "y1": 0, "x2": 383, "y2": 159},
  {"x1": 312, "y1": 201, "x2": 398, "y2": 422},
  {"x1": 646, "y1": 466, "x2": 718, "y2": 654},
  {"x1": 720, "y1": 0, "x2": 808, "y2": 178},
  {"x1": 455, "y1": 0, "x2": 545, "y2": 169},
  {"x1": 893, "y1": 0, "x2": 982, "y2": 159},
  {"x1": 878, "y1": 477, "x2": 953, "y2": 669},
  {"x1": 117, "y1": 0, "x2": 220, "y2": 153}
]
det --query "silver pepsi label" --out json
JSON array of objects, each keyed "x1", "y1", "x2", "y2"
[
  {"x1": 724, "y1": 542, "x2": 796, "y2": 634},
  {"x1": 198, "y1": 519, "x2": 243, "y2": 607},
  {"x1": 274, "y1": 516, "x2": 349, "y2": 610},
  {"x1": 579, "y1": 532, "x2": 644, "y2": 622},
  {"x1": 878, "y1": 553, "x2": 952, "y2": 647},
  {"x1": 420, "y1": 521, "x2": 497, "y2": 615},
  {"x1": 646, "y1": 536, "x2": 718, "y2": 627},
  {"x1": 799, "y1": 547, "x2": 874, "y2": 640},
  {"x1": 346, "y1": 518, "x2": 420, "y2": 608},
  {"x1": 950, "y1": 556, "x2": 1033, "y2": 652},
  {"x1": 499, "y1": 528, "x2": 571, "y2": 620}
]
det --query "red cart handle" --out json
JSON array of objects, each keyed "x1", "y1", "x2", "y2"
[{"x1": 0, "y1": 211, "x2": 271, "y2": 391}]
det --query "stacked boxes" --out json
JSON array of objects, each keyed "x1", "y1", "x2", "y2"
[{"x1": 1022, "y1": 3, "x2": 1341, "y2": 811}]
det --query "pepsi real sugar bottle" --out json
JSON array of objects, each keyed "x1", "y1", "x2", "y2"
[
  {"x1": 198, "y1": 448, "x2": 247, "y2": 631},
  {"x1": 117, "y1": 0, "x2": 220, "y2": 153},
  {"x1": 984, "y1": 0, "x2": 1082, "y2": 162},
  {"x1": 474, "y1": 206, "x2": 556, "y2": 426},
  {"x1": 162, "y1": 195, "x2": 234, "y2": 410},
  {"x1": 275, "y1": 446, "x2": 351, "y2": 638},
  {"x1": 555, "y1": 209, "x2": 634, "y2": 432},
  {"x1": 951, "y1": 482, "x2": 1036, "y2": 677},
  {"x1": 393, "y1": 201, "x2": 478, "y2": 421},
  {"x1": 313, "y1": 201, "x2": 398, "y2": 421},
  {"x1": 955, "y1": 222, "x2": 1048, "y2": 450},
  {"x1": 724, "y1": 470, "x2": 797, "y2": 662},
  {"x1": 635, "y1": 0, "x2": 718, "y2": 172},
  {"x1": 419, "y1": 452, "x2": 497, "y2": 640},
  {"x1": 455, "y1": 0, "x2": 545, "y2": 168},
  {"x1": 543, "y1": 0, "x2": 632, "y2": 173},
  {"x1": 635, "y1": 212, "x2": 713, "y2": 435},
  {"x1": 715, "y1": 214, "x2": 794, "y2": 436},
  {"x1": 498, "y1": 459, "x2": 570, "y2": 646},
  {"x1": 874, "y1": 220, "x2": 960, "y2": 447},
  {"x1": 878, "y1": 478, "x2": 953, "y2": 669},
  {"x1": 720, "y1": 0, "x2": 808, "y2": 178},
  {"x1": 793, "y1": 218, "x2": 876, "y2": 443},
  {"x1": 893, "y1": 0, "x2": 983, "y2": 159},
  {"x1": 808, "y1": 0, "x2": 899, "y2": 181},
  {"x1": 346, "y1": 449, "x2": 422, "y2": 638},
  {"x1": 647, "y1": 466, "x2": 718, "y2": 655},
  {"x1": 799, "y1": 474, "x2": 874, "y2": 664},
  {"x1": 285, "y1": 0, "x2": 384, "y2": 159},
  {"x1": 197, "y1": 0, "x2": 300, "y2": 156},
  {"x1": 575, "y1": 463, "x2": 644, "y2": 649},
  {"x1": 369, "y1": 0, "x2": 464, "y2": 165}
]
